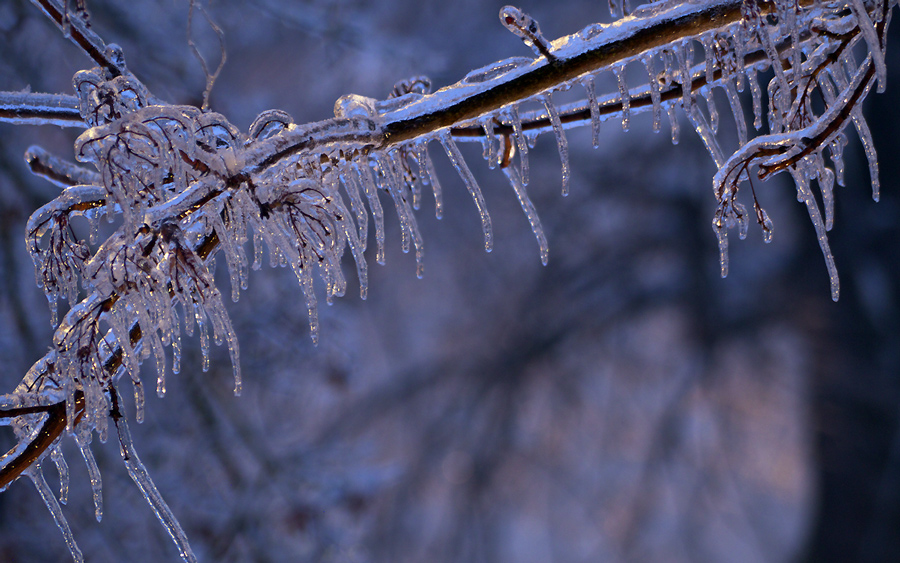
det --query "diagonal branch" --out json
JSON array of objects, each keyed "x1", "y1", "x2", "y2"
[{"x1": 0, "y1": 92, "x2": 83, "y2": 128}]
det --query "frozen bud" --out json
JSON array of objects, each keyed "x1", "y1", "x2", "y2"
[
  {"x1": 105, "y1": 44, "x2": 127, "y2": 73},
  {"x1": 499, "y1": 6, "x2": 555, "y2": 61}
]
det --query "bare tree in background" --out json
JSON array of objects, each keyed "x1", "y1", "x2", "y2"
[{"x1": 1, "y1": 0, "x2": 899, "y2": 561}]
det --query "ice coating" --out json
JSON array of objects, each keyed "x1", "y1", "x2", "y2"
[{"x1": 3, "y1": 2, "x2": 897, "y2": 561}]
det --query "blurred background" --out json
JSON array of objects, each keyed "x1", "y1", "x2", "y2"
[{"x1": 1, "y1": 1, "x2": 899, "y2": 561}]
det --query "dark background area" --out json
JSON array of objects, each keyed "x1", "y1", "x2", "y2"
[{"x1": 1, "y1": 1, "x2": 899, "y2": 561}]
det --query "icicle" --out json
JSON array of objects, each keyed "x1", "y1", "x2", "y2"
[
  {"x1": 93, "y1": 390, "x2": 108, "y2": 443},
  {"x1": 114, "y1": 414, "x2": 198, "y2": 563},
  {"x1": 758, "y1": 206, "x2": 774, "y2": 244},
  {"x1": 197, "y1": 308, "x2": 210, "y2": 371},
  {"x1": 747, "y1": 66, "x2": 763, "y2": 130},
  {"x1": 505, "y1": 104, "x2": 529, "y2": 185},
  {"x1": 687, "y1": 97, "x2": 725, "y2": 167},
  {"x1": 375, "y1": 155, "x2": 411, "y2": 255},
  {"x1": 78, "y1": 443, "x2": 103, "y2": 522},
  {"x1": 339, "y1": 166, "x2": 369, "y2": 248},
  {"x1": 732, "y1": 24, "x2": 746, "y2": 92},
  {"x1": 406, "y1": 155, "x2": 423, "y2": 211},
  {"x1": 704, "y1": 87, "x2": 719, "y2": 134},
  {"x1": 385, "y1": 152, "x2": 425, "y2": 278},
  {"x1": 608, "y1": 0, "x2": 624, "y2": 20},
  {"x1": 786, "y1": 3, "x2": 802, "y2": 85},
  {"x1": 182, "y1": 298, "x2": 195, "y2": 337},
  {"x1": 109, "y1": 311, "x2": 140, "y2": 386},
  {"x1": 580, "y1": 75, "x2": 602, "y2": 147},
  {"x1": 820, "y1": 166, "x2": 836, "y2": 231},
  {"x1": 501, "y1": 164, "x2": 548, "y2": 265},
  {"x1": 141, "y1": 317, "x2": 167, "y2": 401},
  {"x1": 47, "y1": 295, "x2": 59, "y2": 328},
  {"x1": 480, "y1": 117, "x2": 498, "y2": 169},
  {"x1": 736, "y1": 202, "x2": 749, "y2": 240},
  {"x1": 666, "y1": 103, "x2": 680, "y2": 145},
  {"x1": 208, "y1": 210, "x2": 244, "y2": 304},
  {"x1": 793, "y1": 169, "x2": 840, "y2": 301},
  {"x1": 752, "y1": 10, "x2": 790, "y2": 115},
  {"x1": 678, "y1": 40, "x2": 693, "y2": 112},
  {"x1": 226, "y1": 329, "x2": 241, "y2": 395},
  {"x1": 171, "y1": 312, "x2": 182, "y2": 374},
  {"x1": 355, "y1": 160, "x2": 386, "y2": 264},
  {"x1": 415, "y1": 142, "x2": 444, "y2": 219},
  {"x1": 88, "y1": 213, "x2": 101, "y2": 245},
  {"x1": 28, "y1": 469, "x2": 84, "y2": 563},
  {"x1": 133, "y1": 377, "x2": 145, "y2": 422},
  {"x1": 723, "y1": 80, "x2": 747, "y2": 146},
  {"x1": 830, "y1": 135, "x2": 847, "y2": 187},
  {"x1": 712, "y1": 215, "x2": 729, "y2": 278},
  {"x1": 439, "y1": 130, "x2": 493, "y2": 251},
  {"x1": 702, "y1": 34, "x2": 715, "y2": 86},
  {"x1": 852, "y1": 108, "x2": 881, "y2": 202},
  {"x1": 642, "y1": 55, "x2": 662, "y2": 133},
  {"x1": 50, "y1": 445, "x2": 69, "y2": 505},
  {"x1": 413, "y1": 142, "x2": 430, "y2": 186},
  {"x1": 251, "y1": 229, "x2": 264, "y2": 270},
  {"x1": 848, "y1": 0, "x2": 887, "y2": 93},
  {"x1": 613, "y1": 65, "x2": 630, "y2": 132},
  {"x1": 65, "y1": 378, "x2": 76, "y2": 435},
  {"x1": 299, "y1": 265, "x2": 319, "y2": 345},
  {"x1": 538, "y1": 93, "x2": 570, "y2": 197}
]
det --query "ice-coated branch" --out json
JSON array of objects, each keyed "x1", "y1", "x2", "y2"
[
  {"x1": 29, "y1": 0, "x2": 126, "y2": 79},
  {"x1": 1, "y1": 1, "x2": 896, "y2": 561},
  {"x1": 0, "y1": 393, "x2": 83, "y2": 491},
  {"x1": 380, "y1": 0, "x2": 803, "y2": 146},
  {"x1": 0, "y1": 92, "x2": 83, "y2": 128}
]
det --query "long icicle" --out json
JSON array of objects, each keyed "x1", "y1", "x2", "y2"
[
  {"x1": 78, "y1": 443, "x2": 103, "y2": 522},
  {"x1": 501, "y1": 163, "x2": 549, "y2": 265},
  {"x1": 581, "y1": 75, "x2": 602, "y2": 147},
  {"x1": 505, "y1": 104, "x2": 530, "y2": 185},
  {"x1": 113, "y1": 406, "x2": 197, "y2": 563},
  {"x1": 539, "y1": 93, "x2": 570, "y2": 197},
  {"x1": 28, "y1": 467, "x2": 84, "y2": 563},
  {"x1": 439, "y1": 130, "x2": 493, "y2": 252}
]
